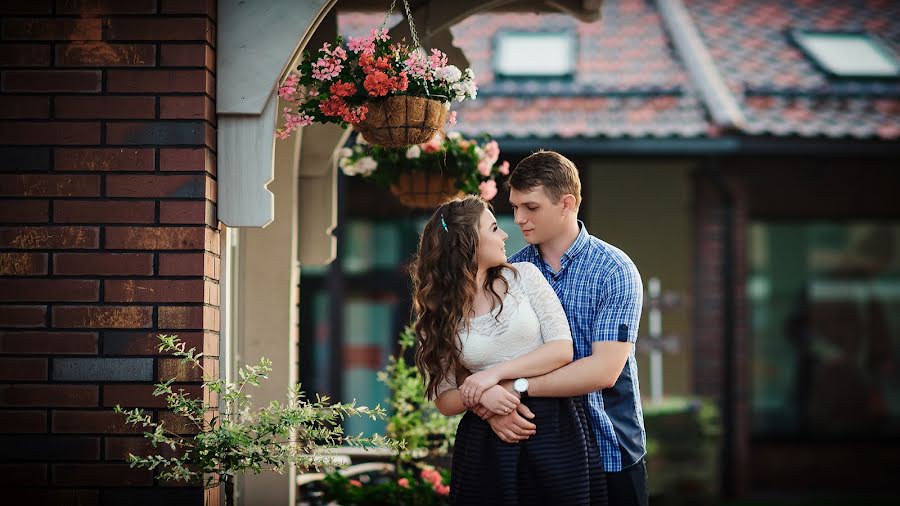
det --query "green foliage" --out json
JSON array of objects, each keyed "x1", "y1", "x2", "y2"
[
  {"x1": 115, "y1": 334, "x2": 402, "y2": 491},
  {"x1": 377, "y1": 325, "x2": 460, "y2": 464}
]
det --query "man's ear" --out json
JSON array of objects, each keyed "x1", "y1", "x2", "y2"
[{"x1": 561, "y1": 194, "x2": 578, "y2": 216}]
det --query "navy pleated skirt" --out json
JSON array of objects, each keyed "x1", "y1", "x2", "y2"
[{"x1": 449, "y1": 396, "x2": 607, "y2": 505}]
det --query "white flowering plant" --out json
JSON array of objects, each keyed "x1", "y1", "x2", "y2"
[
  {"x1": 338, "y1": 132, "x2": 509, "y2": 201},
  {"x1": 277, "y1": 29, "x2": 477, "y2": 140}
]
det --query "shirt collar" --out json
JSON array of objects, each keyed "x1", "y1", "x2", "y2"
[{"x1": 529, "y1": 221, "x2": 590, "y2": 273}]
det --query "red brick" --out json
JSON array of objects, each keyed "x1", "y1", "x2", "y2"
[
  {"x1": 2, "y1": 70, "x2": 101, "y2": 92},
  {"x1": 51, "y1": 409, "x2": 142, "y2": 433},
  {"x1": 159, "y1": 200, "x2": 213, "y2": 225},
  {"x1": 107, "y1": 17, "x2": 214, "y2": 45},
  {"x1": 55, "y1": 96, "x2": 155, "y2": 120},
  {"x1": 52, "y1": 306, "x2": 152, "y2": 329},
  {"x1": 0, "y1": 357, "x2": 47, "y2": 380},
  {"x1": 0, "y1": 384, "x2": 98, "y2": 407},
  {"x1": 0, "y1": 252, "x2": 47, "y2": 275},
  {"x1": 0, "y1": 174, "x2": 100, "y2": 197},
  {"x1": 0, "y1": 1, "x2": 52, "y2": 14},
  {"x1": 54, "y1": 252, "x2": 153, "y2": 276},
  {"x1": 0, "y1": 463, "x2": 47, "y2": 486},
  {"x1": 105, "y1": 279, "x2": 204, "y2": 303},
  {"x1": 158, "y1": 305, "x2": 218, "y2": 330},
  {"x1": 0, "y1": 331, "x2": 97, "y2": 353},
  {"x1": 53, "y1": 463, "x2": 152, "y2": 487},
  {"x1": 160, "y1": 147, "x2": 214, "y2": 173},
  {"x1": 106, "y1": 174, "x2": 205, "y2": 198},
  {"x1": 159, "y1": 95, "x2": 214, "y2": 121},
  {"x1": 159, "y1": 252, "x2": 203, "y2": 276},
  {"x1": 105, "y1": 226, "x2": 206, "y2": 250},
  {"x1": 56, "y1": 147, "x2": 154, "y2": 171},
  {"x1": 105, "y1": 121, "x2": 208, "y2": 146},
  {"x1": 161, "y1": 0, "x2": 215, "y2": 18},
  {"x1": 0, "y1": 226, "x2": 98, "y2": 249},
  {"x1": 0, "y1": 43, "x2": 51, "y2": 66},
  {"x1": 0, "y1": 279, "x2": 99, "y2": 302},
  {"x1": 0, "y1": 410, "x2": 46, "y2": 432},
  {"x1": 2, "y1": 18, "x2": 102, "y2": 40},
  {"x1": 160, "y1": 43, "x2": 214, "y2": 71},
  {"x1": 107, "y1": 69, "x2": 211, "y2": 94},
  {"x1": 56, "y1": 42, "x2": 155, "y2": 66},
  {"x1": 102, "y1": 330, "x2": 214, "y2": 356},
  {"x1": 157, "y1": 409, "x2": 204, "y2": 434},
  {"x1": 0, "y1": 95, "x2": 50, "y2": 118},
  {"x1": 0, "y1": 304, "x2": 46, "y2": 327},
  {"x1": 0, "y1": 200, "x2": 49, "y2": 223},
  {"x1": 57, "y1": 0, "x2": 157, "y2": 14},
  {"x1": 103, "y1": 384, "x2": 204, "y2": 408},
  {"x1": 54, "y1": 201, "x2": 155, "y2": 224},
  {"x1": 0, "y1": 121, "x2": 100, "y2": 144}
]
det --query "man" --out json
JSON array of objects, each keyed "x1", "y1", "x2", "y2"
[{"x1": 490, "y1": 150, "x2": 647, "y2": 506}]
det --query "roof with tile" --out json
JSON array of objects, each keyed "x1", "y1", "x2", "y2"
[{"x1": 337, "y1": 0, "x2": 900, "y2": 143}]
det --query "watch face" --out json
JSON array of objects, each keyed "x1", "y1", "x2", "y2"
[{"x1": 514, "y1": 378, "x2": 528, "y2": 393}]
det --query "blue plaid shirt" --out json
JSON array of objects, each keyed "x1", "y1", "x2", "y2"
[{"x1": 508, "y1": 222, "x2": 646, "y2": 472}]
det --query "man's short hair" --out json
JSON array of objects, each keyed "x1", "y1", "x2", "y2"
[{"x1": 507, "y1": 150, "x2": 582, "y2": 207}]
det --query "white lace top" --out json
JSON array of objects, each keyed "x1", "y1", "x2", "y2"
[{"x1": 436, "y1": 262, "x2": 573, "y2": 397}]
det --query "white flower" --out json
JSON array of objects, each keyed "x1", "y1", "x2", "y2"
[
  {"x1": 339, "y1": 147, "x2": 353, "y2": 158},
  {"x1": 356, "y1": 133, "x2": 368, "y2": 145},
  {"x1": 406, "y1": 145, "x2": 421, "y2": 159},
  {"x1": 339, "y1": 157, "x2": 351, "y2": 169},
  {"x1": 355, "y1": 156, "x2": 378, "y2": 176},
  {"x1": 448, "y1": 131, "x2": 461, "y2": 140},
  {"x1": 435, "y1": 65, "x2": 462, "y2": 83}
]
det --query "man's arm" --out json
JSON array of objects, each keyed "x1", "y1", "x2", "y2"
[{"x1": 527, "y1": 340, "x2": 631, "y2": 396}]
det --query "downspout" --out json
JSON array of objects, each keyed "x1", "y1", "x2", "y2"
[{"x1": 700, "y1": 158, "x2": 737, "y2": 499}]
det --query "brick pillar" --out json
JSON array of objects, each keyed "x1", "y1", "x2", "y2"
[
  {"x1": 0, "y1": 2, "x2": 219, "y2": 505},
  {"x1": 692, "y1": 168, "x2": 749, "y2": 498}
]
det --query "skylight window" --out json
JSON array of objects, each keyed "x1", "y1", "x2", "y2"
[
  {"x1": 792, "y1": 31, "x2": 900, "y2": 78},
  {"x1": 494, "y1": 32, "x2": 575, "y2": 78}
]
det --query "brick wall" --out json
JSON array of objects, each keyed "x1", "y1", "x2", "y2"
[
  {"x1": 0, "y1": 1, "x2": 219, "y2": 504},
  {"x1": 692, "y1": 169, "x2": 749, "y2": 497}
]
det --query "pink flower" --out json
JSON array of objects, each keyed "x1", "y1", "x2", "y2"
[
  {"x1": 434, "y1": 484, "x2": 450, "y2": 496},
  {"x1": 479, "y1": 180, "x2": 498, "y2": 201},
  {"x1": 420, "y1": 468, "x2": 442, "y2": 486},
  {"x1": 276, "y1": 109, "x2": 314, "y2": 139},
  {"x1": 429, "y1": 48, "x2": 448, "y2": 69},
  {"x1": 370, "y1": 28, "x2": 389, "y2": 42},
  {"x1": 421, "y1": 133, "x2": 443, "y2": 153},
  {"x1": 398, "y1": 478, "x2": 410, "y2": 488},
  {"x1": 477, "y1": 159, "x2": 492, "y2": 177},
  {"x1": 498, "y1": 160, "x2": 510, "y2": 175},
  {"x1": 483, "y1": 140, "x2": 500, "y2": 165},
  {"x1": 278, "y1": 73, "x2": 300, "y2": 101},
  {"x1": 312, "y1": 56, "x2": 343, "y2": 81},
  {"x1": 447, "y1": 110, "x2": 457, "y2": 126},
  {"x1": 348, "y1": 35, "x2": 376, "y2": 55},
  {"x1": 350, "y1": 479, "x2": 362, "y2": 487},
  {"x1": 404, "y1": 51, "x2": 429, "y2": 79}
]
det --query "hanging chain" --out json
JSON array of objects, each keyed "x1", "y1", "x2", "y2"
[
  {"x1": 379, "y1": 0, "x2": 397, "y2": 31},
  {"x1": 401, "y1": 0, "x2": 423, "y2": 51}
]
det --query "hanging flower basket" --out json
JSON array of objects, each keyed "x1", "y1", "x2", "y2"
[
  {"x1": 389, "y1": 170, "x2": 462, "y2": 209},
  {"x1": 356, "y1": 95, "x2": 449, "y2": 148},
  {"x1": 275, "y1": 0, "x2": 477, "y2": 147},
  {"x1": 339, "y1": 132, "x2": 509, "y2": 209}
]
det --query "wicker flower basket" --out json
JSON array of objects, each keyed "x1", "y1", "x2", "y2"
[
  {"x1": 389, "y1": 171, "x2": 462, "y2": 209},
  {"x1": 356, "y1": 95, "x2": 448, "y2": 148}
]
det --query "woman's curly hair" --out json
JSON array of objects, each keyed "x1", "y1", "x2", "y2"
[{"x1": 410, "y1": 195, "x2": 515, "y2": 400}]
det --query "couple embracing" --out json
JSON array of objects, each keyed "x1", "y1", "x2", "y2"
[{"x1": 410, "y1": 151, "x2": 648, "y2": 506}]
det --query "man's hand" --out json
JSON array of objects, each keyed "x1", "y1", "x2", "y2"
[{"x1": 487, "y1": 403, "x2": 536, "y2": 443}]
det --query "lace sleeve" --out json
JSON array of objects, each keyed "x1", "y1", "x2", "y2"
[
  {"x1": 433, "y1": 361, "x2": 457, "y2": 399},
  {"x1": 515, "y1": 262, "x2": 573, "y2": 343}
]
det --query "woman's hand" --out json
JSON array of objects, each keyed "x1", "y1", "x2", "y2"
[
  {"x1": 478, "y1": 384, "x2": 520, "y2": 415},
  {"x1": 460, "y1": 369, "x2": 501, "y2": 407}
]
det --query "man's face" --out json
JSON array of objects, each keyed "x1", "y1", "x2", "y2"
[{"x1": 509, "y1": 186, "x2": 566, "y2": 245}]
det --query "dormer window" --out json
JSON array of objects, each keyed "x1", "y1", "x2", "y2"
[
  {"x1": 494, "y1": 31, "x2": 576, "y2": 78},
  {"x1": 791, "y1": 31, "x2": 900, "y2": 78}
]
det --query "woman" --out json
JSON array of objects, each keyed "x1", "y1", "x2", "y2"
[{"x1": 410, "y1": 195, "x2": 606, "y2": 505}]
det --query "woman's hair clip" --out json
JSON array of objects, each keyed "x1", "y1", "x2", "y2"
[{"x1": 440, "y1": 213, "x2": 448, "y2": 232}]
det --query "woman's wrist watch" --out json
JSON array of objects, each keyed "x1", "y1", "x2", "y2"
[{"x1": 513, "y1": 377, "x2": 529, "y2": 398}]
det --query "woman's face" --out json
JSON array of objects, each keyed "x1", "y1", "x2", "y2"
[{"x1": 476, "y1": 208, "x2": 509, "y2": 269}]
